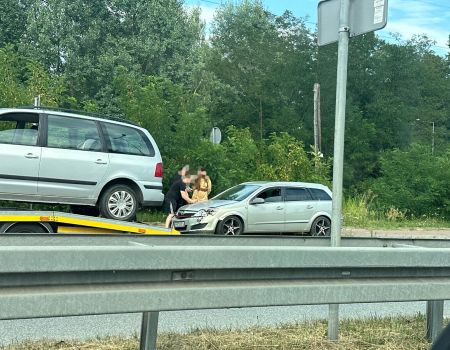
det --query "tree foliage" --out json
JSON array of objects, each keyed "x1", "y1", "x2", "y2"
[{"x1": 0, "y1": 0, "x2": 449, "y2": 216}]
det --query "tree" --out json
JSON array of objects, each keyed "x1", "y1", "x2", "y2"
[{"x1": 0, "y1": 0, "x2": 29, "y2": 47}]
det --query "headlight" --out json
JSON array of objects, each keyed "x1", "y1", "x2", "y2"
[{"x1": 193, "y1": 209, "x2": 217, "y2": 220}]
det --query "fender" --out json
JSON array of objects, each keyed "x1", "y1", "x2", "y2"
[{"x1": 217, "y1": 209, "x2": 247, "y2": 229}]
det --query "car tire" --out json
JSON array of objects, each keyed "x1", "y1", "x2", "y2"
[
  {"x1": 216, "y1": 216, "x2": 244, "y2": 236},
  {"x1": 310, "y1": 216, "x2": 331, "y2": 236},
  {"x1": 99, "y1": 184, "x2": 138, "y2": 221},
  {"x1": 5, "y1": 223, "x2": 47, "y2": 233},
  {"x1": 70, "y1": 205, "x2": 100, "y2": 217}
]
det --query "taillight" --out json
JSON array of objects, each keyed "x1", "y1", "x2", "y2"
[{"x1": 155, "y1": 162, "x2": 164, "y2": 178}]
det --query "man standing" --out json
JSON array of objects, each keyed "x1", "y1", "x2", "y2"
[{"x1": 164, "y1": 173, "x2": 195, "y2": 228}]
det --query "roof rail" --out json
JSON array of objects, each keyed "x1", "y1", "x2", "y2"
[{"x1": 18, "y1": 106, "x2": 140, "y2": 127}]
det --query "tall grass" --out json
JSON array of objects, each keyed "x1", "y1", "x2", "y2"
[{"x1": 344, "y1": 194, "x2": 450, "y2": 229}]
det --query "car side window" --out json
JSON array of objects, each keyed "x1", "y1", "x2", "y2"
[
  {"x1": 47, "y1": 115, "x2": 102, "y2": 151},
  {"x1": 256, "y1": 188, "x2": 282, "y2": 203},
  {"x1": 103, "y1": 122, "x2": 154, "y2": 157},
  {"x1": 285, "y1": 188, "x2": 313, "y2": 201},
  {"x1": 309, "y1": 188, "x2": 332, "y2": 201},
  {"x1": 0, "y1": 113, "x2": 39, "y2": 146}
]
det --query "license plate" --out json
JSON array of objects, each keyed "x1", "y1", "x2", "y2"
[{"x1": 173, "y1": 221, "x2": 185, "y2": 228}]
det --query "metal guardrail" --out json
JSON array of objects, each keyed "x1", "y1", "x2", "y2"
[
  {"x1": 0, "y1": 235, "x2": 449, "y2": 349},
  {"x1": 1, "y1": 233, "x2": 450, "y2": 247}
]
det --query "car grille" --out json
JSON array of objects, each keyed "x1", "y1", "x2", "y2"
[{"x1": 176, "y1": 211, "x2": 195, "y2": 219}]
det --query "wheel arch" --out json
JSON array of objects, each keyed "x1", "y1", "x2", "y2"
[
  {"x1": 97, "y1": 178, "x2": 143, "y2": 206},
  {"x1": 0, "y1": 222, "x2": 54, "y2": 234},
  {"x1": 216, "y1": 213, "x2": 246, "y2": 234},
  {"x1": 306, "y1": 212, "x2": 332, "y2": 232}
]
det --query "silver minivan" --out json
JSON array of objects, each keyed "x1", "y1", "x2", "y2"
[{"x1": 0, "y1": 107, "x2": 164, "y2": 221}]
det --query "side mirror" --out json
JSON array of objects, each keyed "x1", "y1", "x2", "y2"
[{"x1": 250, "y1": 197, "x2": 265, "y2": 205}]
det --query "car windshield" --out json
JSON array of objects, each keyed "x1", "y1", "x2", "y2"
[{"x1": 213, "y1": 184, "x2": 261, "y2": 201}]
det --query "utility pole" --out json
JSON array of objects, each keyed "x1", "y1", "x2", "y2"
[
  {"x1": 313, "y1": 83, "x2": 322, "y2": 153},
  {"x1": 432, "y1": 121, "x2": 435, "y2": 155},
  {"x1": 259, "y1": 98, "x2": 263, "y2": 141}
]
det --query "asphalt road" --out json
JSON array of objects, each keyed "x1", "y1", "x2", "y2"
[{"x1": 1, "y1": 301, "x2": 449, "y2": 345}]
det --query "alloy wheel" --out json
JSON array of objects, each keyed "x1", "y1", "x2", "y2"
[
  {"x1": 108, "y1": 190, "x2": 135, "y2": 219},
  {"x1": 313, "y1": 218, "x2": 331, "y2": 236},
  {"x1": 222, "y1": 217, "x2": 242, "y2": 235}
]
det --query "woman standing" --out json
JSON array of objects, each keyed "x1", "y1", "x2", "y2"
[{"x1": 192, "y1": 167, "x2": 212, "y2": 202}]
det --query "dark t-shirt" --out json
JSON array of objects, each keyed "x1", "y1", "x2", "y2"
[
  {"x1": 166, "y1": 180, "x2": 187, "y2": 203},
  {"x1": 169, "y1": 174, "x2": 182, "y2": 187}
]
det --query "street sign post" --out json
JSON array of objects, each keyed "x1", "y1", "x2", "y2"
[{"x1": 317, "y1": 0, "x2": 388, "y2": 341}]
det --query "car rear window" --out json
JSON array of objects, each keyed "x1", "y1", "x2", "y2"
[
  {"x1": 285, "y1": 188, "x2": 312, "y2": 201},
  {"x1": 103, "y1": 122, "x2": 155, "y2": 156},
  {"x1": 0, "y1": 113, "x2": 39, "y2": 146},
  {"x1": 47, "y1": 115, "x2": 102, "y2": 151},
  {"x1": 309, "y1": 188, "x2": 332, "y2": 201}
]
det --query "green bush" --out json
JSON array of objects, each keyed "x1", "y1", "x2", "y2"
[{"x1": 370, "y1": 144, "x2": 450, "y2": 219}]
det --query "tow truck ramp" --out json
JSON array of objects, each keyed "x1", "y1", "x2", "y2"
[{"x1": 0, "y1": 211, "x2": 178, "y2": 235}]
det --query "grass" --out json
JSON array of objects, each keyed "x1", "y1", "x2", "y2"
[
  {"x1": 344, "y1": 194, "x2": 450, "y2": 230},
  {"x1": 136, "y1": 209, "x2": 166, "y2": 224},
  {"x1": 1, "y1": 315, "x2": 435, "y2": 350}
]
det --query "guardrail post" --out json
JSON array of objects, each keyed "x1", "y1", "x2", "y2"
[
  {"x1": 140, "y1": 311, "x2": 159, "y2": 350},
  {"x1": 328, "y1": 304, "x2": 339, "y2": 341},
  {"x1": 427, "y1": 300, "x2": 444, "y2": 343}
]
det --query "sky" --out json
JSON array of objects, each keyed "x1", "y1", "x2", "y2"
[{"x1": 185, "y1": 0, "x2": 450, "y2": 55}]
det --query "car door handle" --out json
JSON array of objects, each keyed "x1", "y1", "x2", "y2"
[
  {"x1": 276, "y1": 206, "x2": 284, "y2": 210},
  {"x1": 307, "y1": 205, "x2": 314, "y2": 209},
  {"x1": 24, "y1": 153, "x2": 39, "y2": 159},
  {"x1": 95, "y1": 159, "x2": 108, "y2": 165}
]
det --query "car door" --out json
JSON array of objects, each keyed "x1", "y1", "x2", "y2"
[
  {"x1": 284, "y1": 187, "x2": 316, "y2": 232},
  {"x1": 246, "y1": 187, "x2": 285, "y2": 233},
  {"x1": 37, "y1": 114, "x2": 109, "y2": 202},
  {"x1": 0, "y1": 112, "x2": 42, "y2": 197}
]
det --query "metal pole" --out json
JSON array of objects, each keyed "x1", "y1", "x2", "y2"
[
  {"x1": 330, "y1": 0, "x2": 350, "y2": 250},
  {"x1": 328, "y1": 0, "x2": 350, "y2": 341},
  {"x1": 317, "y1": 85, "x2": 322, "y2": 152},
  {"x1": 140, "y1": 311, "x2": 159, "y2": 350},
  {"x1": 427, "y1": 300, "x2": 444, "y2": 343}
]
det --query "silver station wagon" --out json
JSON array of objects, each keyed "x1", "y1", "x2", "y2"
[
  {"x1": 0, "y1": 107, "x2": 164, "y2": 221},
  {"x1": 173, "y1": 181, "x2": 332, "y2": 235}
]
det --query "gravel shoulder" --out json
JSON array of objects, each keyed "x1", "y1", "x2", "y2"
[{"x1": 343, "y1": 227, "x2": 450, "y2": 239}]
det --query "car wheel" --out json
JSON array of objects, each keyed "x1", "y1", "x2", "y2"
[
  {"x1": 5, "y1": 223, "x2": 47, "y2": 233},
  {"x1": 217, "y1": 216, "x2": 243, "y2": 236},
  {"x1": 70, "y1": 205, "x2": 100, "y2": 217},
  {"x1": 99, "y1": 184, "x2": 138, "y2": 221},
  {"x1": 310, "y1": 216, "x2": 331, "y2": 236}
]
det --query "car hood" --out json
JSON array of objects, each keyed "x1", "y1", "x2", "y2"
[{"x1": 179, "y1": 200, "x2": 237, "y2": 212}]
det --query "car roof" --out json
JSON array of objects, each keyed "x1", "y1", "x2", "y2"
[
  {"x1": 0, "y1": 107, "x2": 142, "y2": 130},
  {"x1": 242, "y1": 181, "x2": 330, "y2": 190}
]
